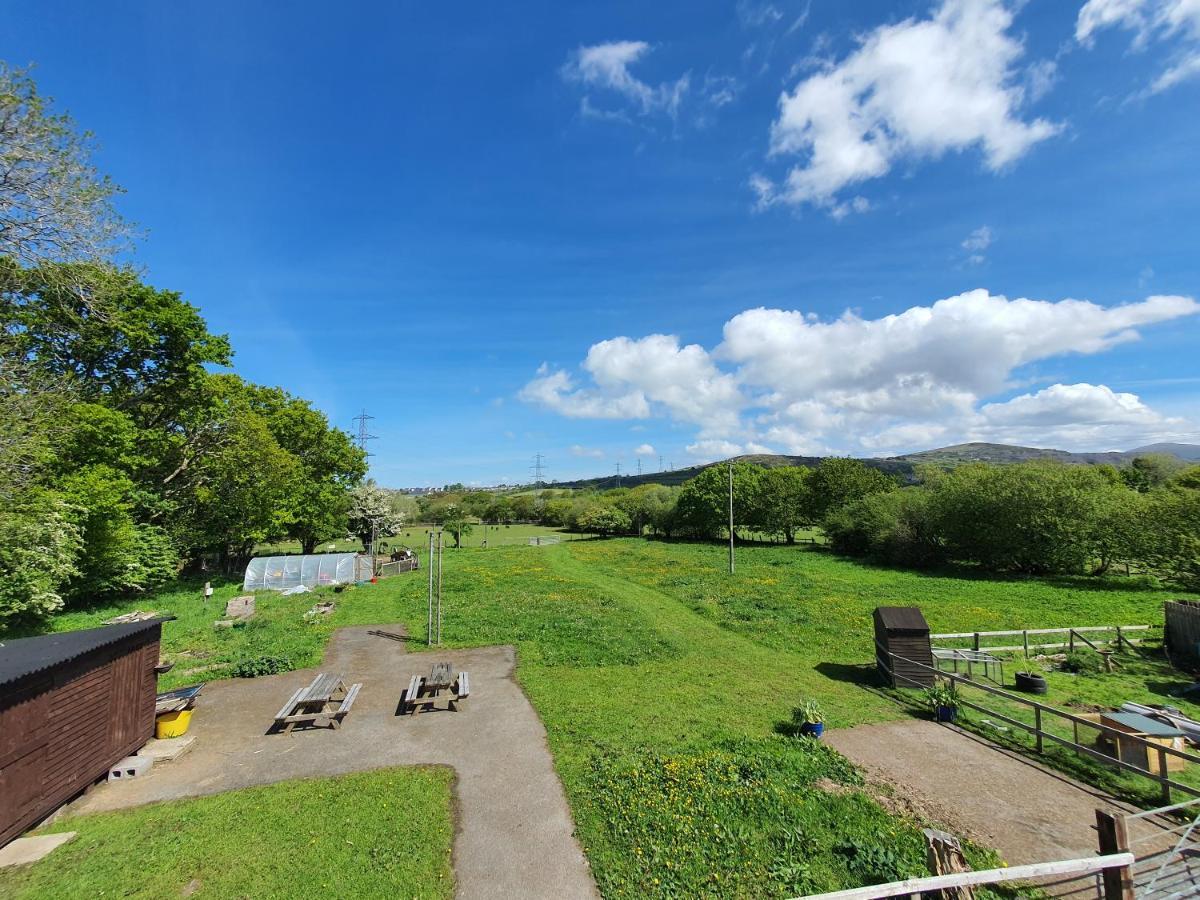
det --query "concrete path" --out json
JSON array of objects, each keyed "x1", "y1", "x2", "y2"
[
  {"x1": 827, "y1": 719, "x2": 1134, "y2": 867},
  {"x1": 73, "y1": 626, "x2": 599, "y2": 900}
]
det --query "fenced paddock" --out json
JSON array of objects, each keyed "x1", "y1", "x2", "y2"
[
  {"x1": 932, "y1": 624, "x2": 1154, "y2": 657},
  {"x1": 877, "y1": 644, "x2": 1200, "y2": 806}
]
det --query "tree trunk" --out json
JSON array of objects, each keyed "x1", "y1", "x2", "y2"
[
  {"x1": 301, "y1": 537, "x2": 317, "y2": 555},
  {"x1": 785, "y1": 528, "x2": 795, "y2": 545}
]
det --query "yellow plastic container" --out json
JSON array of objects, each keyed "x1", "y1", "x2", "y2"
[{"x1": 155, "y1": 708, "x2": 193, "y2": 739}]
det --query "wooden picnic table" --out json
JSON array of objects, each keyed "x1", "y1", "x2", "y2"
[
  {"x1": 273, "y1": 672, "x2": 361, "y2": 734},
  {"x1": 402, "y1": 662, "x2": 469, "y2": 715}
]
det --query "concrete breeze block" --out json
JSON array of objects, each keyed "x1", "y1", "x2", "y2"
[{"x1": 108, "y1": 755, "x2": 151, "y2": 782}]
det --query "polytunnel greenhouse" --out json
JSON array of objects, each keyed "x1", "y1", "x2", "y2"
[{"x1": 242, "y1": 553, "x2": 374, "y2": 592}]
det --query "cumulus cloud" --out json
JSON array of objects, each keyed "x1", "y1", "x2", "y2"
[
  {"x1": 1077, "y1": 0, "x2": 1200, "y2": 93},
  {"x1": 563, "y1": 41, "x2": 690, "y2": 121},
  {"x1": 757, "y1": 0, "x2": 1059, "y2": 214},
  {"x1": 520, "y1": 335, "x2": 742, "y2": 433},
  {"x1": 975, "y1": 382, "x2": 1192, "y2": 447},
  {"x1": 634, "y1": 443, "x2": 656, "y2": 456},
  {"x1": 520, "y1": 290, "x2": 1199, "y2": 456}
]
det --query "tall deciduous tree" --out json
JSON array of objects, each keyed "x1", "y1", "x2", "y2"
[{"x1": 0, "y1": 64, "x2": 131, "y2": 269}]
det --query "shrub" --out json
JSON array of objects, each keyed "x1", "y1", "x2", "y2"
[
  {"x1": 230, "y1": 655, "x2": 291, "y2": 678},
  {"x1": 825, "y1": 489, "x2": 943, "y2": 567}
]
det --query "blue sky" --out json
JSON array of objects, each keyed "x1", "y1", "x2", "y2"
[{"x1": 6, "y1": 0, "x2": 1200, "y2": 486}]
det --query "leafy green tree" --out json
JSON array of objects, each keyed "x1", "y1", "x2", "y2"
[
  {"x1": 58, "y1": 465, "x2": 176, "y2": 599},
  {"x1": 805, "y1": 458, "x2": 896, "y2": 522},
  {"x1": 676, "y1": 462, "x2": 764, "y2": 539},
  {"x1": 1121, "y1": 454, "x2": 1182, "y2": 493},
  {"x1": 233, "y1": 379, "x2": 367, "y2": 553},
  {"x1": 578, "y1": 503, "x2": 632, "y2": 536},
  {"x1": 758, "y1": 467, "x2": 810, "y2": 544},
  {"x1": 0, "y1": 489, "x2": 81, "y2": 624},
  {"x1": 929, "y1": 462, "x2": 1122, "y2": 574},
  {"x1": 441, "y1": 504, "x2": 474, "y2": 548}
]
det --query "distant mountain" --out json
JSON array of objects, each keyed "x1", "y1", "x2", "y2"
[
  {"x1": 550, "y1": 454, "x2": 913, "y2": 491},
  {"x1": 548, "y1": 441, "x2": 1199, "y2": 492},
  {"x1": 892, "y1": 442, "x2": 1136, "y2": 466},
  {"x1": 1129, "y1": 442, "x2": 1200, "y2": 461}
]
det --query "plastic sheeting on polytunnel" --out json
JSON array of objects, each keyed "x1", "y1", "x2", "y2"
[{"x1": 242, "y1": 553, "x2": 374, "y2": 592}]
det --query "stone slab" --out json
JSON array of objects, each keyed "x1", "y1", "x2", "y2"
[
  {"x1": 139, "y1": 735, "x2": 197, "y2": 763},
  {"x1": 0, "y1": 832, "x2": 77, "y2": 868}
]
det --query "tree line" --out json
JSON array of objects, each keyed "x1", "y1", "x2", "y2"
[
  {"x1": 0, "y1": 68, "x2": 370, "y2": 625},
  {"x1": 418, "y1": 453, "x2": 1199, "y2": 590}
]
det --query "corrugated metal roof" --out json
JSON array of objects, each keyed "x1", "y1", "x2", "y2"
[
  {"x1": 874, "y1": 606, "x2": 930, "y2": 632},
  {"x1": 0, "y1": 618, "x2": 173, "y2": 689}
]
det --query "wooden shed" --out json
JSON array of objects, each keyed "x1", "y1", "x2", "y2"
[
  {"x1": 874, "y1": 606, "x2": 935, "y2": 688},
  {"x1": 0, "y1": 618, "x2": 170, "y2": 847}
]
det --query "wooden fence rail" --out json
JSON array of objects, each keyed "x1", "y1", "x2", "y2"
[
  {"x1": 796, "y1": 852, "x2": 1134, "y2": 899},
  {"x1": 931, "y1": 624, "x2": 1152, "y2": 655},
  {"x1": 879, "y1": 643, "x2": 1200, "y2": 805}
]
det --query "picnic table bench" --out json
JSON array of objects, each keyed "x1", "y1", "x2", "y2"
[
  {"x1": 273, "y1": 672, "x2": 361, "y2": 734},
  {"x1": 402, "y1": 662, "x2": 469, "y2": 715}
]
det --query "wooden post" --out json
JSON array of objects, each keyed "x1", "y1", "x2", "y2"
[
  {"x1": 1159, "y1": 747, "x2": 1170, "y2": 804},
  {"x1": 1023, "y1": 630, "x2": 1029, "y2": 658},
  {"x1": 1116, "y1": 625, "x2": 1124, "y2": 651},
  {"x1": 427, "y1": 530, "x2": 434, "y2": 647},
  {"x1": 973, "y1": 632, "x2": 980, "y2": 652},
  {"x1": 1069, "y1": 629, "x2": 1075, "y2": 653},
  {"x1": 1035, "y1": 706, "x2": 1043, "y2": 753},
  {"x1": 1095, "y1": 810, "x2": 1134, "y2": 900}
]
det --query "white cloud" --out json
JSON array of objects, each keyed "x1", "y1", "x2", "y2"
[
  {"x1": 521, "y1": 290, "x2": 1199, "y2": 456},
  {"x1": 570, "y1": 444, "x2": 606, "y2": 458},
  {"x1": 563, "y1": 41, "x2": 690, "y2": 120},
  {"x1": 520, "y1": 334, "x2": 742, "y2": 433},
  {"x1": 975, "y1": 382, "x2": 1194, "y2": 447},
  {"x1": 962, "y1": 225, "x2": 994, "y2": 264},
  {"x1": 634, "y1": 443, "x2": 656, "y2": 456},
  {"x1": 1077, "y1": 0, "x2": 1200, "y2": 94},
  {"x1": 758, "y1": 0, "x2": 1059, "y2": 213}
]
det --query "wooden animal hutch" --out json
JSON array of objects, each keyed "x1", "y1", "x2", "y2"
[
  {"x1": 874, "y1": 606, "x2": 935, "y2": 688},
  {"x1": 0, "y1": 618, "x2": 170, "y2": 847}
]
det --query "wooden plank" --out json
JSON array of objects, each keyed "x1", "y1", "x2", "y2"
[
  {"x1": 337, "y1": 683, "x2": 361, "y2": 715},
  {"x1": 274, "y1": 688, "x2": 305, "y2": 722},
  {"x1": 457, "y1": 672, "x2": 470, "y2": 700},
  {"x1": 797, "y1": 853, "x2": 1134, "y2": 900}
]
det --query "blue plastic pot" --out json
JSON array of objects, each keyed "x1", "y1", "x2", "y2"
[
  {"x1": 935, "y1": 705, "x2": 958, "y2": 723},
  {"x1": 799, "y1": 722, "x2": 825, "y2": 738}
]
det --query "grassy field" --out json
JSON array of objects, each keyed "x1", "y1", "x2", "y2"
[
  {"x1": 0, "y1": 767, "x2": 454, "y2": 899},
  {"x1": 7, "y1": 538, "x2": 1195, "y2": 896}
]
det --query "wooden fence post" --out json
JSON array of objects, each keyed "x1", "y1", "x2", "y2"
[
  {"x1": 1023, "y1": 630, "x2": 1029, "y2": 658},
  {"x1": 1069, "y1": 629, "x2": 1075, "y2": 653},
  {"x1": 973, "y1": 632, "x2": 980, "y2": 652},
  {"x1": 1035, "y1": 706, "x2": 1043, "y2": 753},
  {"x1": 1094, "y1": 810, "x2": 1134, "y2": 900}
]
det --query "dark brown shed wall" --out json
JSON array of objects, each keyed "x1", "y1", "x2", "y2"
[{"x1": 0, "y1": 625, "x2": 160, "y2": 846}]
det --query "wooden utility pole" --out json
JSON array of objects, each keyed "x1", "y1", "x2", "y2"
[{"x1": 728, "y1": 462, "x2": 735, "y2": 575}]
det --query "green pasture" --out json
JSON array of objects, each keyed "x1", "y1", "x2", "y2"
[{"x1": 7, "y1": 538, "x2": 1194, "y2": 897}]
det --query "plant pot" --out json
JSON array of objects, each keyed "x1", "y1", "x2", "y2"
[
  {"x1": 935, "y1": 705, "x2": 958, "y2": 723},
  {"x1": 1015, "y1": 672, "x2": 1048, "y2": 695},
  {"x1": 799, "y1": 722, "x2": 824, "y2": 739}
]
